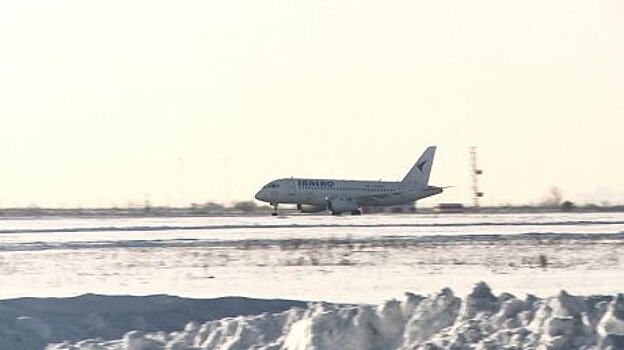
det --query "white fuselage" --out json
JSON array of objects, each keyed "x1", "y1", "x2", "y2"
[
  {"x1": 255, "y1": 178, "x2": 442, "y2": 208},
  {"x1": 255, "y1": 146, "x2": 443, "y2": 214}
]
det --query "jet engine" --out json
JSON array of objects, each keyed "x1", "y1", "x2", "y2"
[
  {"x1": 297, "y1": 204, "x2": 326, "y2": 213},
  {"x1": 326, "y1": 197, "x2": 360, "y2": 215}
]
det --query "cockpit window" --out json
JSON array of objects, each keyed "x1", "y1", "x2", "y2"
[{"x1": 265, "y1": 183, "x2": 280, "y2": 189}]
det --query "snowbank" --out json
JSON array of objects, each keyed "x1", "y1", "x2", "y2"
[
  {"x1": 38, "y1": 283, "x2": 624, "y2": 350},
  {"x1": 0, "y1": 294, "x2": 305, "y2": 350}
]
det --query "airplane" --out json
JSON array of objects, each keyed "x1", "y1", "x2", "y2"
[{"x1": 254, "y1": 146, "x2": 445, "y2": 215}]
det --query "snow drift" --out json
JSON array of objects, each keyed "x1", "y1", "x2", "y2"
[
  {"x1": 42, "y1": 283, "x2": 624, "y2": 350},
  {"x1": 0, "y1": 294, "x2": 305, "y2": 350}
]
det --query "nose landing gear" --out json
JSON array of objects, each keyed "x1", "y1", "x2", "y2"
[{"x1": 271, "y1": 203, "x2": 278, "y2": 216}]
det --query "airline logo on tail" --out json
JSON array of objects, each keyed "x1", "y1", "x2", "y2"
[
  {"x1": 401, "y1": 146, "x2": 436, "y2": 185},
  {"x1": 417, "y1": 160, "x2": 428, "y2": 172}
]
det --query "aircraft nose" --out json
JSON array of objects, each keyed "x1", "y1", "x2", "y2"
[{"x1": 255, "y1": 189, "x2": 266, "y2": 202}]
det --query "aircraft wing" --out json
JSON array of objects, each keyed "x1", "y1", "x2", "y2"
[
  {"x1": 350, "y1": 186, "x2": 444, "y2": 205},
  {"x1": 351, "y1": 191, "x2": 406, "y2": 205}
]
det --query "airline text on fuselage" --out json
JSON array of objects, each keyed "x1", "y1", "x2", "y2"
[{"x1": 297, "y1": 180, "x2": 334, "y2": 188}]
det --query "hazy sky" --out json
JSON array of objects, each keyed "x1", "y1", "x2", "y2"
[{"x1": 1, "y1": 0, "x2": 623, "y2": 207}]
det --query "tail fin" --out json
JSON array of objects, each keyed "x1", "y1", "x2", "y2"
[{"x1": 401, "y1": 146, "x2": 436, "y2": 185}]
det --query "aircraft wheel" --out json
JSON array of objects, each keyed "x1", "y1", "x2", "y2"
[
  {"x1": 351, "y1": 210, "x2": 362, "y2": 215},
  {"x1": 271, "y1": 203, "x2": 278, "y2": 216}
]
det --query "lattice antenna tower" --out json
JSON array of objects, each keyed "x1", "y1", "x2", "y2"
[{"x1": 470, "y1": 146, "x2": 484, "y2": 209}]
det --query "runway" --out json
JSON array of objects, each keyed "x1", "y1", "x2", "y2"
[{"x1": 0, "y1": 212, "x2": 622, "y2": 303}]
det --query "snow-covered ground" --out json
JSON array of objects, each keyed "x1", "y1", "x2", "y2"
[
  {"x1": 43, "y1": 282, "x2": 624, "y2": 350},
  {"x1": 0, "y1": 294, "x2": 305, "y2": 350},
  {"x1": 0, "y1": 213, "x2": 623, "y2": 349},
  {"x1": 0, "y1": 213, "x2": 622, "y2": 302}
]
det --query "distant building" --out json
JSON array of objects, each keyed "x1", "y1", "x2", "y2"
[{"x1": 434, "y1": 203, "x2": 465, "y2": 214}]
